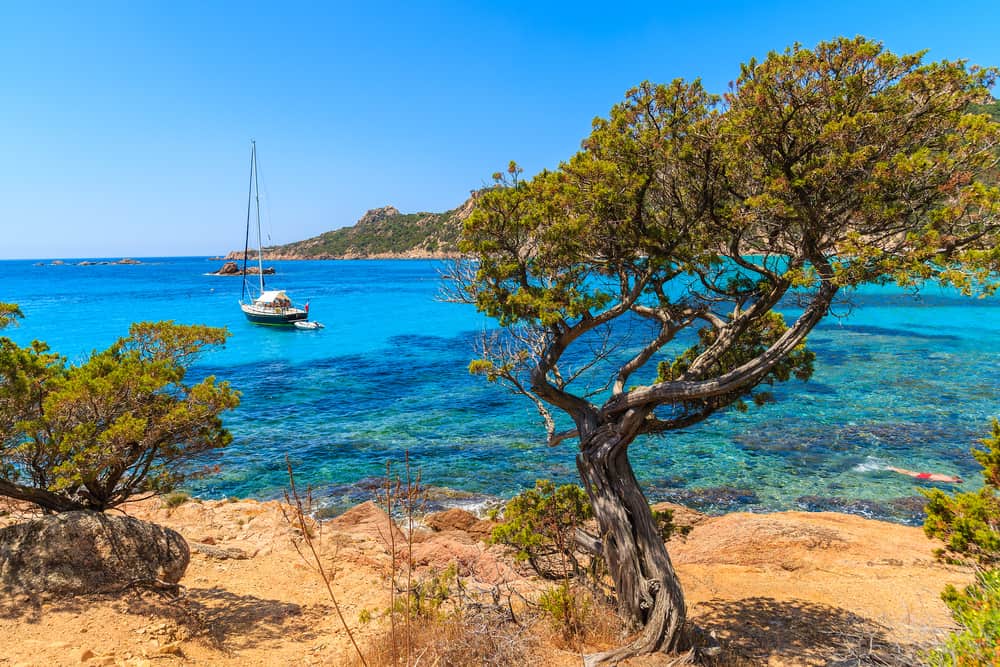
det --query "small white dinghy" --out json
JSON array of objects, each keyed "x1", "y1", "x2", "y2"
[{"x1": 294, "y1": 320, "x2": 324, "y2": 330}]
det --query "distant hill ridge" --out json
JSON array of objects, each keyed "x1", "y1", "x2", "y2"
[{"x1": 226, "y1": 192, "x2": 479, "y2": 260}]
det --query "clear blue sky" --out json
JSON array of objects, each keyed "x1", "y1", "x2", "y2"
[{"x1": 1, "y1": 1, "x2": 997, "y2": 259}]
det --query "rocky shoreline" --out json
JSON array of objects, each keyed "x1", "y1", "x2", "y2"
[{"x1": 0, "y1": 496, "x2": 970, "y2": 666}]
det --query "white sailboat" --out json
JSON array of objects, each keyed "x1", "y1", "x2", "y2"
[{"x1": 238, "y1": 141, "x2": 312, "y2": 326}]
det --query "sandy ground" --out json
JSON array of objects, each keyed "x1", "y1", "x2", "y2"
[{"x1": 0, "y1": 497, "x2": 970, "y2": 666}]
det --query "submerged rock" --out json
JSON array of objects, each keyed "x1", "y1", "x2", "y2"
[
  {"x1": 655, "y1": 485, "x2": 761, "y2": 513},
  {"x1": 795, "y1": 494, "x2": 927, "y2": 525},
  {"x1": 0, "y1": 512, "x2": 189, "y2": 597}
]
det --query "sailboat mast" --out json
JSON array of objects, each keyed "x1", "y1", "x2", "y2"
[
  {"x1": 241, "y1": 141, "x2": 254, "y2": 302},
  {"x1": 253, "y1": 141, "x2": 265, "y2": 294}
]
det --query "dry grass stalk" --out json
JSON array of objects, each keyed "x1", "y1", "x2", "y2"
[
  {"x1": 281, "y1": 455, "x2": 368, "y2": 667},
  {"x1": 372, "y1": 452, "x2": 426, "y2": 666}
]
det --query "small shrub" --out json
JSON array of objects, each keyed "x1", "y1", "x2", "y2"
[
  {"x1": 357, "y1": 550, "x2": 532, "y2": 667},
  {"x1": 652, "y1": 506, "x2": 693, "y2": 542},
  {"x1": 923, "y1": 418, "x2": 1000, "y2": 664},
  {"x1": 162, "y1": 491, "x2": 191, "y2": 509},
  {"x1": 359, "y1": 604, "x2": 533, "y2": 667},
  {"x1": 390, "y1": 564, "x2": 462, "y2": 621},
  {"x1": 492, "y1": 482, "x2": 691, "y2": 579},
  {"x1": 490, "y1": 480, "x2": 592, "y2": 580},
  {"x1": 538, "y1": 583, "x2": 589, "y2": 643},
  {"x1": 536, "y1": 582, "x2": 623, "y2": 650},
  {"x1": 925, "y1": 569, "x2": 1000, "y2": 666},
  {"x1": 924, "y1": 418, "x2": 1000, "y2": 567},
  {"x1": 0, "y1": 320, "x2": 238, "y2": 512}
]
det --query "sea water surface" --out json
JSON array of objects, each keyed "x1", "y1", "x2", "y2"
[{"x1": 3, "y1": 257, "x2": 998, "y2": 524}]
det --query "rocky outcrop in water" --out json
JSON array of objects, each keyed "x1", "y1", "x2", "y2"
[
  {"x1": 213, "y1": 261, "x2": 275, "y2": 276},
  {"x1": 50, "y1": 258, "x2": 142, "y2": 266}
]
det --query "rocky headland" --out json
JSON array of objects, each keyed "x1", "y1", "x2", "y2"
[
  {"x1": 0, "y1": 496, "x2": 969, "y2": 666},
  {"x1": 222, "y1": 194, "x2": 479, "y2": 261}
]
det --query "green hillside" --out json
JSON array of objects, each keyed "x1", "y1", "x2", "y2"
[
  {"x1": 234, "y1": 194, "x2": 477, "y2": 260},
  {"x1": 974, "y1": 98, "x2": 1000, "y2": 121}
]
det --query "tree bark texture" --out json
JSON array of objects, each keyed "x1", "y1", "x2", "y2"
[
  {"x1": 577, "y1": 420, "x2": 686, "y2": 665},
  {"x1": 0, "y1": 479, "x2": 82, "y2": 513}
]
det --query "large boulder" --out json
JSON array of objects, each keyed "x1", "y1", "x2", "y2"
[
  {"x1": 423, "y1": 508, "x2": 496, "y2": 541},
  {"x1": 327, "y1": 500, "x2": 404, "y2": 545},
  {"x1": 0, "y1": 512, "x2": 190, "y2": 597}
]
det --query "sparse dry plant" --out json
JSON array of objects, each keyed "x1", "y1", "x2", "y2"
[
  {"x1": 281, "y1": 455, "x2": 368, "y2": 667},
  {"x1": 365, "y1": 452, "x2": 550, "y2": 666},
  {"x1": 359, "y1": 602, "x2": 535, "y2": 667},
  {"x1": 373, "y1": 451, "x2": 427, "y2": 665}
]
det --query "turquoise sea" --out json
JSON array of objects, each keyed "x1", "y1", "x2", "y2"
[{"x1": 2, "y1": 257, "x2": 998, "y2": 524}]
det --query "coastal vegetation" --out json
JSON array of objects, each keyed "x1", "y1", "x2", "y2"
[
  {"x1": 0, "y1": 302, "x2": 22, "y2": 329},
  {"x1": 923, "y1": 419, "x2": 1000, "y2": 665},
  {"x1": 490, "y1": 480, "x2": 594, "y2": 581},
  {"x1": 0, "y1": 316, "x2": 239, "y2": 512},
  {"x1": 454, "y1": 36, "x2": 1000, "y2": 663}
]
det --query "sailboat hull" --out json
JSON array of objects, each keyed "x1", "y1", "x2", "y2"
[{"x1": 240, "y1": 302, "x2": 308, "y2": 325}]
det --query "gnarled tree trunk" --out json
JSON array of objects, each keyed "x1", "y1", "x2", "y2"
[{"x1": 577, "y1": 420, "x2": 686, "y2": 665}]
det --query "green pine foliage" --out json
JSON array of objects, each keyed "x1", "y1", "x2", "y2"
[
  {"x1": 927, "y1": 570, "x2": 1000, "y2": 666},
  {"x1": 537, "y1": 582, "x2": 592, "y2": 642},
  {"x1": 658, "y1": 310, "x2": 816, "y2": 413},
  {"x1": 923, "y1": 419, "x2": 1000, "y2": 665},
  {"x1": 0, "y1": 303, "x2": 22, "y2": 329},
  {"x1": 490, "y1": 480, "x2": 690, "y2": 580},
  {"x1": 0, "y1": 318, "x2": 239, "y2": 512},
  {"x1": 490, "y1": 480, "x2": 592, "y2": 580},
  {"x1": 923, "y1": 419, "x2": 1000, "y2": 566}
]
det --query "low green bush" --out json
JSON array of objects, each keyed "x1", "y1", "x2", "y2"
[
  {"x1": 162, "y1": 491, "x2": 191, "y2": 508},
  {"x1": 538, "y1": 583, "x2": 589, "y2": 641},
  {"x1": 490, "y1": 480, "x2": 592, "y2": 580},
  {"x1": 925, "y1": 569, "x2": 1000, "y2": 666},
  {"x1": 923, "y1": 418, "x2": 1000, "y2": 665}
]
